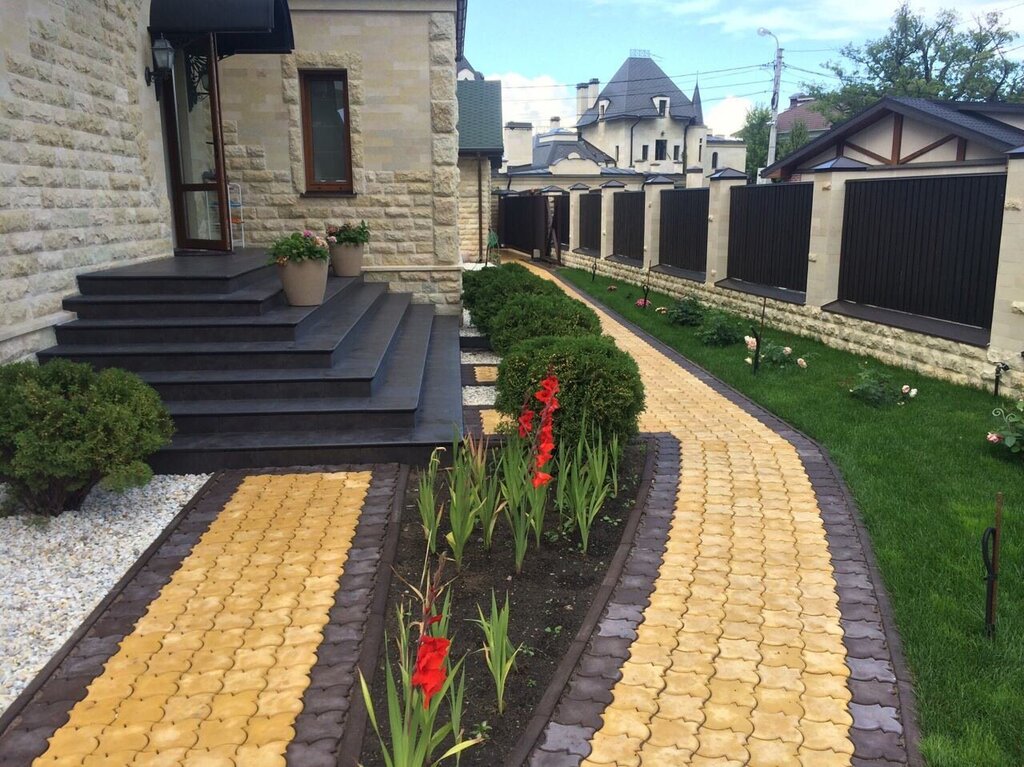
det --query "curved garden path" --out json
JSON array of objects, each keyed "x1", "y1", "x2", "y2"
[{"x1": 518, "y1": 262, "x2": 914, "y2": 767}]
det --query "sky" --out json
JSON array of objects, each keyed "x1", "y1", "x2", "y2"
[{"x1": 463, "y1": 0, "x2": 1024, "y2": 137}]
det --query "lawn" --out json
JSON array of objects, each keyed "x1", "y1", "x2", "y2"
[{"x1": 561, "y1": 267, "x2": 1023, "y2": 767}]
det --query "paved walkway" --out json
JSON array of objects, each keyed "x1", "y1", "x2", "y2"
[{"x1": 515, "y1": 262, "x2": 892, "y2": 767}]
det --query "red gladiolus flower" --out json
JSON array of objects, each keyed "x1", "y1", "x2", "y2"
[
  {"x1": 531, "y1": 471, "x2": 553, "y2": 488},
  {"x1": 517, "y1": 408, "x2": 534, "y2": 438},
  {"x1": 411, "y1": 635, "x2": 450, "y2": 709}
]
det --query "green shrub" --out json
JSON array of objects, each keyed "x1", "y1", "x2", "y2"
[
  {"x1": 848, "y1": 366, "x2": 917, "y2": 408},
  {"x1": 462, "y1": 263, "x2": 560, "y2": 336},
  {"x1": 990, "y1": 400, "x2": 1024, "y2": 458},
  {"x1": 697, "y1": 310, "x2": 745, "y2": 347},
  {"x1": 0, "y1": 360, "x2": 174, "y2": 515},
  {"x1": 496, "y1": 335, "x2": 644, "y2": 448},
  {"x1": 667, "y1": 296, "x2": 706, "y2": 326},
  {"x1": 490, "y1": 294, "x2": 601, "y2": 355}
]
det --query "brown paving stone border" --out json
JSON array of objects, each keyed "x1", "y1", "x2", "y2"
[
  {"x1": 548, "y1": 269, "x2": 922, "y2": 767},
  {"x1": 0, "y1": 465, "x2": 405, "y2": 767}
]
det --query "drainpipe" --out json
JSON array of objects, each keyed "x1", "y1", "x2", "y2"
[
  {"x1": 628, "y1": 117, "x2": 642, "y2": 167},
  {"x1": 477, "y1": 152, "x2": 484, "y2": 263},
  {"x1": 682, "y1": 122, "x2": 689, "y2": 177}
]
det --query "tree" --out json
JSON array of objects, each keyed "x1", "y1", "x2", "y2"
[
  {"x1": 809, "y1": 4, "x2": 1024, "y2": 122},
  {"x1": 737, "y1": 104, "x2": 770, "y2": 178},
  {"x1": 779, "y1": 120, "x2": 811, "y2": 159}
]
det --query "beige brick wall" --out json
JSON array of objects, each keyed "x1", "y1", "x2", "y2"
[
  {"x1": 457, "y1": 155, "x2": 490, "y2": 262},
  {"x1": 559, "y1": 252, "x2": 1023, "y2": 399},
  {"x1": 0, "y1": 0, "x2": 173, "y2": 363},
  {"x1": 217, "y1": 6, "x2": 462, "y2": 313}
]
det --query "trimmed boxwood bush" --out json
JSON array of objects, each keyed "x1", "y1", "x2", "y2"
[
  {"x1": 0, "y1": 360, "x2": 174, "y2": 516},
  {"x1": 462, "y1": 263, "x2": 561, "y2": 336},
  {"x1": 496, "y1": 335, "x2": 645, "y2": 448},
  {"x1": 489, "y1": 293, "x2": 602, "y2": 355}
]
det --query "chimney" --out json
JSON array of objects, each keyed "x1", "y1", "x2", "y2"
[
  {"x1": 576, "y1": 82, "x2": 589, "y2": 121},
  {"x1": 587, "y1": 78, "x2": 599, "y2": 110},
  {"x1": 550, "y1": 116, "x2": 561, "y2": 131}
]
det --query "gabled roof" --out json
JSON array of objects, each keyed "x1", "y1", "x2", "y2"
[
  {"x1": 532, "y1": 136, "x2": 614, "y2": 168},
  {"x1": 456, "y1": 80, "x2": 503, "y2": 157},
  {"x1": 763, "y1": 96, "x2": 1024, "y2": 178},
  {"x1": 577, "y1": 56, "x2": 700, "y2": 128},
  {"x1": 776, "y1": 99, "x2": 832, "y2": 134}
]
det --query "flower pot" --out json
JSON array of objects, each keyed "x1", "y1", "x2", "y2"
[
  {"x1": 330, "y1": 242, "x2": 364, "y2": 277},
  {"x1": 277, "y1": 259, "x2": 328, "y2": 306}
]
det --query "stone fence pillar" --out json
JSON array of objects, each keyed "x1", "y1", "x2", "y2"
[
  {"x1": 705, "y1": 169, "x2": 748, "y2": 288},
  {"x1": 567, "y1": 184, "x2": 589, "y2": 253},
  {"x1": 600, "y1": 181, "x2": 624, "y2": 259},
  {"x1": 805, "y1": 169, "x2": 850, "y2": 307},
  {"x1": 990, "y1": 150, "x2": 1024, "y2": 374},
  {"x1": 643, "y1": 176, "x2": 674, "y2": 269}
]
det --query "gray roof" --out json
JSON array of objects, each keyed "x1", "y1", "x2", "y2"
[
  {"x1": 893, "y1": 98, "x2": 1024, "y2": 148},
  {"x1": 577, "y1": 56, "x2": 700, "y2": 128},
  {"x1": 532, "y1": 137, "x2": 614, "y2": 168},
  {"x1": 456, "y1": 79, "x2": 503, "y2": 156},
  {"x1": 456, "y1": 55, "x2": 484, "y2": 80}
]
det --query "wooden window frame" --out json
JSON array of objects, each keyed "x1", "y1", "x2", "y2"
[{"x1": 299, "y1": 69, "x2": 354, "y2": 194}]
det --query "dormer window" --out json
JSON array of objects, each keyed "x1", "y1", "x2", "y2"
[
  {"x1": 658, "y1": 99, "x2": 667, "y2": 117},
  {"x1": 598, "y1": 99, "x2": 609, "y2": 118}
]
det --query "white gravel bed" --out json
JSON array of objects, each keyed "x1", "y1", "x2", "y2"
[
  {"x1": 461, "y1": 350, "x2": 501, "y2": 365},
  {"x1": 0, "y1": 474, "x2": 210, "y2": 716},
  {"x1": 462, "y1": 386, "x2": 497, "y2": 406}
]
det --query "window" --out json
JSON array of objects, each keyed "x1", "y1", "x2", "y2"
[
  {"x1": 673, "y1": 145, "x2": 680, "y2": 161},
  {"x1": 655, "y1": 139, "x2": 667, "y2": 161},
  {"x1": 698, "y1": 137, "x2": 703, "y2": 162},
  {"x1": 614, "y1": 145, "x2": 619, "y2": 163},
  {"x1": 599, "y1": 103, "x2": 606, "y2": 117},
  {"x1": 300, "y1": 70, "x2": 353, "y2": 193},
  {"x1": 657, "y1": 99, "x2": 667, "y2": 117},
  {"x1": 640, "y1": 144, "x2": 649, "y2": 161},
  {"x1": 712, "y1": 151, "x2": 719, "y2": 169}
]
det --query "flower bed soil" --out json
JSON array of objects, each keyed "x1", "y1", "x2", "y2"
[{"x1": 358, "y1": 441, "x2": 648, "y2": 766}]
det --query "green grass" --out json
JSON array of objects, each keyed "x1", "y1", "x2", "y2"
[{"x1": 561, "y1": 268, "x2": 1024, "y2": 767}]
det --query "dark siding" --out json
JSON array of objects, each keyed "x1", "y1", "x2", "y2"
[
  {"x1": 839, "y1": 173, "x2": 1006, "y2": 329},
  {"x1": 554, "y1": 194, "x2": 569, "y2": 246},
  {"x1": 659, "y1": 188, "x2": 709, "y2": 273},
  {"x1": 728, "y1": 182, "x2": 812, "y2": 292},
  {"x1": 499, "y1": 195, "x2": 547, "y2": 256},
  {"x1": 613, "y1": 191, "x2": 645, "y2": 262},
  {"x1": 579, "y1": 193, "x2": 602, "y2": 253}
]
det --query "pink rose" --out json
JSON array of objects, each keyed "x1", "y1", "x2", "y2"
[
  {"x1": 783, "y1": 347, "x2": 792, "y2": 356},
  {"x1": 901, "y1": 385, "x2": 911, "y2": 394},
  {"x1": 987, "y1": 432, "x2": 1003, "y2": 444}
]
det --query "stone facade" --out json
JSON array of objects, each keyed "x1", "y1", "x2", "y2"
[
  {"x1": 0, "y1": 0, "x2": 173, "y2": 363},
  {"x1": 457, "y1": 155, "x2": 491, "y2": 263}
]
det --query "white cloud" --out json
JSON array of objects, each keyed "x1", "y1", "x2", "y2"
[
  {"x1": 486, "y1": 72, "x2": 577, "y2": 131},
  {"x1": 705, "y1": 95, "x2": 754, "y2": 136}
]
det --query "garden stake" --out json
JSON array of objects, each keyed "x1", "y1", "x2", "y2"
[
  {"x1": 981, "y1": 492, "x2": 1003, "y2": 638},
  {"x1": 590, "y1": 257, "x2": 598, "y2": 282},
  {"x1": 994, "y1": 362, "x2": 1009, "y2": 398},
  {"x1": 752, "y1": 297, "x2": 767, "y2": 375}
]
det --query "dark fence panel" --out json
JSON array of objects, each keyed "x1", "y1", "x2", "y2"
[
  {"x1": 613, "y1": 191, "x2": 645, "y2": 262},
  {"x1": 579, "y1": 193, "x2": 602, "y2": 253},
  {"x1": 554, "y1": 195, "x2": 569, "y2": 246},
  {"x1": 839, "y1": 173, "x2": 1006, "y2": 329},
  {"x1": 499, "y1": 195, "x2": 547, "y2": 256},
  {"x1": 728, "y1": 182, "x2": 812, "y2": 292},
  {"x1": 659, "y1": 188, "x2": 709, "y2": 273}
]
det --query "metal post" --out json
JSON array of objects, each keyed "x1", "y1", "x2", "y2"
[
  {"x1": 759, "y1": 28, "x2": 784, "y2": 169},
  {"x1": 982, "y1": 493, "x2": 1003, "y2": 637}
]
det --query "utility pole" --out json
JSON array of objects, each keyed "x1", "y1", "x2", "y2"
[{"x1": 759, "y1": 27, "x2": 783, "y2": 171}]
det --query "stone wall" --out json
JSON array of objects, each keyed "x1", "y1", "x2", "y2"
[
  {"x1": 217, "y1": 4, "x2": 462, "y2": 313},
  {"x1": 560, "y1": 251, "x2": 1023, "y2": 398},
  {"x1": 457, "y1": 155, "x2": 490, "y2": 262},
  {"x1": 0, "y1": 0, "x2": 173, "y2": 363}
]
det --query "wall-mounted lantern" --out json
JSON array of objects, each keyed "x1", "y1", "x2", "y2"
[{"x1": 145, "y1": 37, "x2": 175, "y2": 98}]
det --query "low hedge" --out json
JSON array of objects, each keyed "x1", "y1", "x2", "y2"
[
  {"x1": 0, "y1": 360, "x2": 174, "y2": 515},
  {"x1": 496, "y1": 335, "x2": 645, "y2": 448},
  {"x1": 462, "y1": 263, "x2": 561, "y2": 336},
  {"x1": 489, "y1": 293, "x2": 602, "y2": 355}
]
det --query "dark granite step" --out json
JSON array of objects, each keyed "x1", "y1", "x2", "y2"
[
  {"x1": 62, "y1": 279, "x2": 289, "y2": 319},
  {"x1": 55, "y1": 278, "x2": 357, "y2": 344},
  {"x1": 149, "y1": 314, "x2": 463, "y2": 471},
  {"x1": 77, "y1": 253, "x2": 272, "y2": 296}
]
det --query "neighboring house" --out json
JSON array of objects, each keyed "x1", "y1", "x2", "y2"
[
  {"x1": 777, "y1": 94, "x2": 833, "y2": 144},
  {"x1": 457, "y1": 55, "x2": 484, "y2": 81},
  {"x1": 764, "y1": 96, "x2": 1024, "y2": 180},
  {"x1": 456, "y1": 79, "x2": 503, "y2": 261},
  {"x1": 573, "y1": 53, "x2": 745, "y2": 183},
  {"x1": 0, "y1": 0, "x2": 467, "y2": 364}
]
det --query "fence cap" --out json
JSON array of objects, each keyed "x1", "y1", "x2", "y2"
[
  {"x1": 1008, "y1": 145, "x2": 1024, "y2": 158},
  {"x1": 708, "y1": 167, "x2": 747, "y2": 181},
  {"x1": 538, "y1": 185, "x2": 566, "y2": 194},
  {"x1": 600, "y1": 180, "x2": 627, "y2": 188},
  {"x1": 686, "y1": 165, "x2": 704, "y2": 173},
  {"x1": 645, "y1": 175, "x2": 676, "y2": 185},
  {"x1": 810, "y1": 156, "x2": 870, "y2": 173},
  {"x1": 568, "y1": 182, "x2": 591, "y2": 190}
]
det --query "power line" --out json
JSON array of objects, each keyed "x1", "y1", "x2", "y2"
[
  {"x1": 496, "y1": 63, "x2": 767, "y2": 90},
  {"x1": 499, "y1": 80, "x2": 773, "y2": 104}
]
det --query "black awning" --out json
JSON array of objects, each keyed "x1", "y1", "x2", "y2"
[{"x1": 150, "y1": 0, "x2": 294, "y2": 56}]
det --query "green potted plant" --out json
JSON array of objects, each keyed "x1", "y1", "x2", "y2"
[
  {"x1": 326, "y1": 220, "x2": 370, "y2": 277},
  {"x1": 268, "y1": 230, "x2": 329, "y2": 306}
]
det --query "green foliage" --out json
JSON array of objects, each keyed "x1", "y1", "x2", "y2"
[
  {"x1": 498, "y1": 439, "x2": 532, "y2": 574},
  {"x1": 562, "y1": 433, "x2": 611, "y2": 555},
  {"x1": 737, "y1": 104, "x2": 770, "y2": 178},
  {"x1": 666, "y1": 296, "x2": 706, "y2": 326},
  {"x1": 461, "y1": 263, "x2": 561, "y2": 336},
  {"x1": 807, "y1": 3, "x2": 1024, "y2": 122},
  {"x1": 327, "y1": 220, "x2": 370, "y2": 245},
  {"x1": 779, "y1": 120, "x2": 812, "y2": 159},
  {"x1": 0, "y1": 360, "x2": 174, "y2": 516},
  {"x1": 444, "y1": 441, "x2": 481, "y2": 569},
  {"x1": 471, "y1": 591, "x2": 522, "y2": 715},
  {"x1": 848, "y1": 366, "x2": 916, "y2": 408},
  {"x1": 496, "y1": 335, "x2": 644, "y2": 449},
  {"x1": 990, "y1": 400, "x2": 1024, "y2": 458},
  {"x1": 417, "y1": 448, "x2": 443, "y2": 554},
  {"x1": 489, "y1": 294, "x2": 601, "y2": 355},
  {"x1": 697, "y1": 311, "x2": 745, "y2": 347},
  {"x1": 748, "y1": 336, "x2": 807, "y2": 370},
  {"x1": 267, "y1": 231, "x2": 329, "y2": 264}
]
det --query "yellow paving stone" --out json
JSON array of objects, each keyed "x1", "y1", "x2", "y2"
[
  {"x1": 645, "y1": 716, "x2": 700, "y2": 750},
  {"x1": 474, "y1": 365, "x2": 498, "y2": 383},
  {"x1": 33, "y1": 471, "x2": 372, "y2": 767},
  {"x1": 586, "y1": 732, "x2": 644, "y2": 766},
  {"x1": 478, "y1": 408, "x2": 506, "y2": 435},
  {"x1": 746, "y1": 736, "x2": 803, "y2": 766},
  {"x1": 703, "y1": 703, "x2": 755, "y2": 735},
  {"x1": 798, "y1": 746, "x2": 854, "y2": 767},
  {"x1": 601, "y1": 707, "x2": 652, "y2": 740},
  {"x1": 696, "y1": 728, "x2": 751, "y2": 762}
]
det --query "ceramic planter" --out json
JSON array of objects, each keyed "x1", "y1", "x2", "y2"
[
  {"x1": 330, "y1": 242, "x2": 364, "y2": 277},
  {"x1": 277, "y1": 258, "x2": 328, "y2": 306}
]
